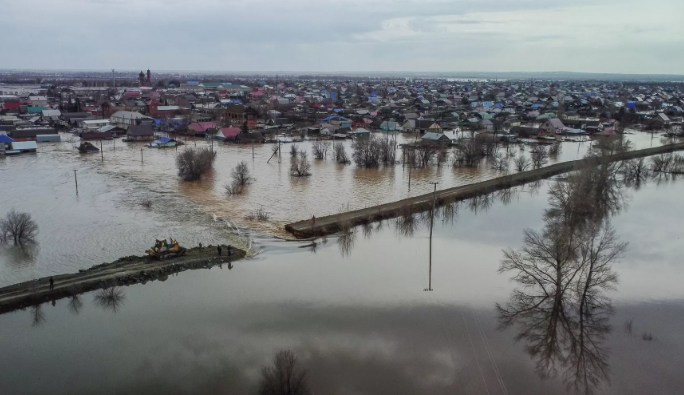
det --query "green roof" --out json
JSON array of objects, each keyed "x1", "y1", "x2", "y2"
[{"x1": 27, "y1": 107, "x2": 48, "y2": 114}]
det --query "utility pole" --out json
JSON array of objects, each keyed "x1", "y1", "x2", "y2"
[
  {"x1": 73, "y1": 170, "x2": 78, "y2": 195},
  {"x1": 100, "y1": 140, "x2": 103, "y2": 162},
  {"x1": 424, "y1": 181, "x2": 438, "y2": 292},
  {"x1": 141, "y1": 148, "x2": 143, "y2": 164}
]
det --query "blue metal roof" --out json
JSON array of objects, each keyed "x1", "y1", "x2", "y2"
[{"x1": 0, "y1": 134, "x2": 15, "y2": 143}]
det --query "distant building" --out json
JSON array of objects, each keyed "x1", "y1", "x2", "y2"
[{"x1": 138, "y1": 69, "x2": 152, "y2": 87}]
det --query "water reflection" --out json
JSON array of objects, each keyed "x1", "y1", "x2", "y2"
[
  {"x1": 30, "y1": 304, "x2": 45, "y2": 327},
  {"x1": 94, "y1": 287, "x2": 126, "y2": 313},
  {"x1": 68, "y1": 294, "x2": 83, "y2": 315},
  {"x1": 499, "y1": 162, "x2": 630, "y2": 395},
  {"x1": 337, "y1": 229, "x2": 356, "y2": 258}
]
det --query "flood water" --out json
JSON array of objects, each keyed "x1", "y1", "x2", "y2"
[
  {"x1": 0, "y1": 130, "x2": 668, "y2": 284},
  {"x1": 0, "y1": 131, "x2": 683, "y2": 395}
]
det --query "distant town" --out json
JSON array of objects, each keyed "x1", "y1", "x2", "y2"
[{"x1": 0, "y1": 69, "x2": 682, "y2": 154}]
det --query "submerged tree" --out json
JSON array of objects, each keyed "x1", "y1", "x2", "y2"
[
  {"x1": 333, "y1": 142, "x2": 350, "y2": 164},
  {"x1": 258, "y1": 350, "x2": 311, "y2": 395},
  {"x1": 290, "y1": 152, "x2": 312, "y2": 177},
  {"x1": 0, "y1": 210, "x2": 39, "y2": 246},
  {"x1": 226, "y1": 161, "x2": 253, "y2": 195},
  {"x1": 176, "y1": 147, "x2": 217, "y2": 181}
]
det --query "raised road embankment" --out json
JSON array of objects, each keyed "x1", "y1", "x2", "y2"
[
  {"x1": 285, "y1": 143, "x2": 684, "y2": 238},
  {"x1": 0, "y1": 245, "x2": 245, "y2": 314}
]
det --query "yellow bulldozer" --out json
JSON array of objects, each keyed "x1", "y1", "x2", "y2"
[{"x1": 146, "y1": 239, "x2": 187, "y2": 260}]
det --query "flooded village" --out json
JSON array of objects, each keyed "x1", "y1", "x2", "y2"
[{"x1": 1, "y1": 70, "x2": 684, "y2": 395}]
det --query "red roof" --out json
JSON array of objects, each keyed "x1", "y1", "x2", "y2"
[
  {"x1": 221, "y1": 127, "x2": 241, "y2": 139},
  {"x1": 189, "y1": 122, "x2": 216, "y2": 132}
]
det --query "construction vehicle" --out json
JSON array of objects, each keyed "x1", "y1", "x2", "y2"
[{"x1": 146, "y1": 239, "x2": 186, "y2": 260}]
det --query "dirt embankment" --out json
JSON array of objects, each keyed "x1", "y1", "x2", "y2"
[
  {"x1": 0, "y1": 245, "x2": 246, "y2": 315},
  {"x1": 286, "y1": 143, "x2": 684, "y2": 238}
]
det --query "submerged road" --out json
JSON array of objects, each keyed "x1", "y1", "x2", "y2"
[
  {"x1": 285, "y1": 143, "x2": 684, "y2": 238},
  {"x1": 0, "y1": 246, "x2": 245, "y2": 315}
]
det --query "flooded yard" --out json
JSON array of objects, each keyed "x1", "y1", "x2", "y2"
[{"x1": 0, "y1": 138, "x2": 683, "y2": 394}]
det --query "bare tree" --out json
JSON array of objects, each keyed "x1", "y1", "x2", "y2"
[
  {"x1": 232, "y1": 161, "x2": 252, "y2": 187},
  {"x1": 258, "y1": 350, "x2": 311, "y2": 395},
  {"x1": 531, "y1": 146, "x2": 549, "y2": 168},
  {"x1": 415, "y1": 143, "x2": 438, "y2": 167},
  {"x1": 514, "y1": 155, "x2": 531, "y2": 172},
  {"x1": 176, "y1": 148, "x2": 217, "y2": 181},
  {"x1": 378, "y1": 135, "x2": 397, "y2": 164},
  {"x1": 491, "y1": 152, "x2": 509, "y2": 171},
  {"x1": 0, "y1": 210, "x2": 39, "y2": 246},
  {"x1": 351, "y1": 137, "x2": 382, "y2": 168},
  {"x1": 334, "y1": 142, "x2": 350, "y2": 164},
  {"x1": 290, "y1": 143, "x2": 298, "y2": 158},
  {"x1": 311, "y1": 140, "x2": 331, "y2": 160},
  {"x1": 453, "y1": 139, "x2": 484, "y2": 167},
  {"x1": 290, "y1": 152, "x2": 311, "y2": 177}
]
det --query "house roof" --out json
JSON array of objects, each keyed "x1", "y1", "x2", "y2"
[
  {"x1": 127, "y1": 124, "x2": 154, "y2": 136},
  {"x1": 189, "y1": 122, "x2": 216, "y2": 132},
  {"x1": 42, "y1": 109, "x2": 61, "y2": 117},
  {"x1": 546, "y1": 118, "x2": 566, "y2": 129},
  {"x1": 221, "y1": 127, "x2": 241, "y2": 138},
  {"x1": 422, "y1": 132, "x2": 448, "y2": 141}
]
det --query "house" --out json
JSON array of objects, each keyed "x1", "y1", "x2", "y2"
[
  {"x1": 421, "y1": 132, "x2": 451, "y2": 144},
  {"x1": 223, "y1": 105, "x2": 258, "y2": 129},
  {"x1": 110, "y1": 111, "x2": 152, "y2": 130},
  {"x1": 350, "y1": 128, "x2": 371, "y2": 138},
  {"x1": 380, "y1": 121, "x2": 402, "y2": 131},
  {"x1": 126, "y1": 124, "x2": 155, "y2": 141},
  {"x1": 188, "y1": 122, "x2": 217, "y2": 136},
  {"x1": 10, "y1": 141, "x2": 38, "y2": 153},
  {"x1": 221, "y1": 127, "x2": 241, "y2": 142},
  {"x1": 80, "y1": 131, "x2": 113, "y2": 140},
  {"x1": 28, "y1": 96, "x2": 48, "y2": 107},
  {"x1": 0, "y1": 134, "x2": 15, "y2": 150},
  {"x1": 658, "y1": 113, "x2": 671, "y2": 125},
  {"x1": 41, "y1": 109, "x2": 61, "y2": 120},
  {"x1": 480, "y1": 119, "x2": 495, "y2": 132},
  {"x1": 81, "y1": 119, "x2": 110, "y2": 130},
  {"x1": 415, "y1": 120, "x2": 441, "y2": 134},
  {"x1": 10, "y1": 128, "x2": 57, "y2": 141},
  {"x1": 62, "y1": 112, "x2": 92, "y2": 126},
  {"x1": 541, "y1": 118, "x2": 566, "y2": 134}
]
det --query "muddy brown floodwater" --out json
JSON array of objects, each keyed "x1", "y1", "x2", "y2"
[{"x1": 0, "y1": 131, "x2": 682, "y2": 395}]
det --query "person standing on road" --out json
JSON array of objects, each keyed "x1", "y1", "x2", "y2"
[
  {"x1": 49, "y1": 277, "x2": 54, "y2": 290},
  {"x1": 217, "y1": 245, "x2": 222, "y2": 256}
]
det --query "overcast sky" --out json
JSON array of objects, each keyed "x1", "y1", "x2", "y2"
[{"x1": 1, "y1": 0, "x2": 682, "y2": 74}]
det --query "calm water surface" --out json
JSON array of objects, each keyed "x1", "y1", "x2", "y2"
[{"x1": 0, "y1": 154, "x2": 683, "y2": 395}]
